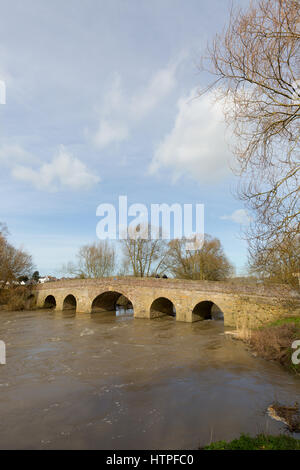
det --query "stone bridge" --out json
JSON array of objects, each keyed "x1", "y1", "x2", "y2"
[{"x1": 34, "y1": 277, "x2": 300, "y2": 327}]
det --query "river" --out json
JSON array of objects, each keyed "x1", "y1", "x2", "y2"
[{"x1": 0, "y1": 309, "x2": 299, "y2": 449}]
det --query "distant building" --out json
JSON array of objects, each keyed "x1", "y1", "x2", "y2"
[{"x1": 39, "y1": 276, "x2": 57, "y2": 284}]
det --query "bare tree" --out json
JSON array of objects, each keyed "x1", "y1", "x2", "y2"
[
  {"x1": 164, "y1": 234, "x2": 233, "y2": 281},
  {"x1": 249, "y1": 232, "x2": 300, "y2": 288},
  {"x1": 0, "y1": 222, "x2": 8, "y2": 239},
  {"x1": 0, "y1": 223, "x2": 34, "y2": 287},
  {"x1": 202, "y1": 0, "x2": 299, "y2": 259},
  {"x1": 62, "y1": 241, "x2": 116, "y2": 278},
  {"x1": 120, "y1": 224, "x2": 168, "y2": 277}
]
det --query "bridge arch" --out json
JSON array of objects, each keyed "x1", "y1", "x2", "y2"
[
  {"x1": 192, "y1": 300, "x2": 224, "y2": 322},
  {"x1": 44, "y1": 295, "x2": 56, "y2": 309},
  {"x1": 150, "y1": 297, "x2": 176, "y2": 319},
  {"x1": 91, "y1": 290, "x2": 133, "y2": 314},
  {"x1": 63, "y1": 294, "x2": 77, "y2": 311}
]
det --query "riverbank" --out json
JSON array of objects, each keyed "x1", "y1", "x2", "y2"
[
  {"x1": 0, "y1": 286, "x2": 34, "y2": 311},
  {"x1": 231, "y1": 316, "x2": 300, "y2": 375},
  {"x1": 250, "y1": 318, "x2": 300, "y2": 375}
]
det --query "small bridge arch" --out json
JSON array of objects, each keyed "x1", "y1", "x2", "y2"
[
  {"x1": 150, "y1": 297, "x2": 176, "y2": 318},
  {"x1": 44, "y1": 295, "x2": 56, "y2": 309},
  {"x1": 192, "y1": 300, "x2": 224, "y2": 322},
  {"x1": 63, "y1": 294, "x2": 77, "y2": 311}
]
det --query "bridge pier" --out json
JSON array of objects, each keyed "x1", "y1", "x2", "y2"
[
  {"x1": 76, "y1": 296, "x2": 91, "y2": 314},
  {"x1": 174, "y1": 305, "x2": 193, "y2": 322},
  {"x1": 54, "y1": 297, "x2": 64, "y2": 311},
  {"x1": 134, "y1": 308, "x2": 150, "y2": 319}
]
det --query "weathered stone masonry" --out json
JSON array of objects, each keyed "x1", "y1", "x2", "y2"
[{"x1": 34, "y1": 277, "x2": 300, "y2": 327}]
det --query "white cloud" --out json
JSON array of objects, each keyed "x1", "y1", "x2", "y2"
[
  {"x1": 221, "y1": 209, "x2": 252, "y2": 226},
  {"x1": 92, "y1": 61, "x2": 178, "y2": 149},
  {"x1": 11, "y1": 146, "x2": 100, "y2": 191},
  {"x1": 149, "y1": 89, "x2": 233, "y2": 183},
  {"x1": 0, "y1": 144, "x2": 38, "y2": 166},
  {"x1": 93, "y1": 119, "x2": 129, "y2": 148},
  {"x1": 130, "y1": 63, "x2": 177, "y2": 120}
]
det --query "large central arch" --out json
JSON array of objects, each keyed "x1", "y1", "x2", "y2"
[
  {"x1": 192, "y1": 300, "x2": 224, "y2": 321},
  {"x1": 91, "y1": 291, "x2": 133, "y2": 314},
  {"x1": 150, "y1": 297, "x2": 176, "y2": 319}
]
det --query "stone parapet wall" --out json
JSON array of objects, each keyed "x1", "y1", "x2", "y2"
[{"x1": 36, "y1": 276, "x2": 299, "y2": 299}]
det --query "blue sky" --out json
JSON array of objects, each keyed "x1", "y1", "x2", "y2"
[{"x1": 0, "y1": 0, "x2": 252, "y2": 276}]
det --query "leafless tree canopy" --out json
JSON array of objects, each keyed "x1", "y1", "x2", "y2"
[
  {"x1": 63, "y1": 241, "x2": 116, "y2": 278},
  {"x1": 249, "y1": 232, "x2": 300, "y2": 287},
  {"x1": 120, "y1": 224, "x2": 168, "y2": 277},
  {"x1": 0, "y1": 223, "x2": 34, "y2": 287},
  {"x1": 202, "y1": 0, "x2": 299, "y2": 260}
]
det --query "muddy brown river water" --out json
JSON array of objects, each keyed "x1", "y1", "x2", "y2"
[{"x1": 0, "y1": 309, "x2": 299, "y2": 449}]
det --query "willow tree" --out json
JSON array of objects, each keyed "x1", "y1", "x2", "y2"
[
  {"x1": 202, "y1": 0, "x2": 299, "y2": 274},
  {"x1": 164, "y1": 235, "x2": 233, "y2": 281}
]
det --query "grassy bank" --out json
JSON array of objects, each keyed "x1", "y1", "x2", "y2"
[{"x1": 202, "y1": 433, "x2": 300, "y2": 450}]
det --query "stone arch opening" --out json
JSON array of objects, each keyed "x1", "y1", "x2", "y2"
[
  {"x1": 44, "y1": 295, "x2": 56, "y2": 309},
  {"x1": 192, "y1": 301, "x2": 224, "y2": 322},
  {"x1": 91, "y1": 291, "x2": 133, "y2": 315},
  {"x1": 63, "y1": 294, "x2": 77, "y2": 311},
  {"x1": 150, "y1": 297, "x2": 176, "y2": 319}
]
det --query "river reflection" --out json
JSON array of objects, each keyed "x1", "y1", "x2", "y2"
[
  {"x1": 0, "y1": 309, "x2": 299, "y2": 449},
  {"x1": 115, "y1": 306, "x2": 134, "y2": 317}
]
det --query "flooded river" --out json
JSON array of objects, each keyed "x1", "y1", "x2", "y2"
[{"x1": 0, "y1": 309, "x2": 299, "y2": 449}]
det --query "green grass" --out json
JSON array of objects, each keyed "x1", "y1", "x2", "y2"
[
  {"x1": 268, "y1": 316, "x2": 300, "y2": 328},
  {"x1": 202, "y1": 433, "x2": 300, "y2": 450}
]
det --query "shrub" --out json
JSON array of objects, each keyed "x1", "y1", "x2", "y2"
[
  {"x1": 249, "y1": 322, "x2": 300, "y2": 373},
  {"x1": 0, "y1": 286, "x2": 34, "y2": 311}
]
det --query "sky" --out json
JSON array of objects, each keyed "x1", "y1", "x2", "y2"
[{"x1": 0, "y1": 0, "x2": 252, "y2": 276}]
